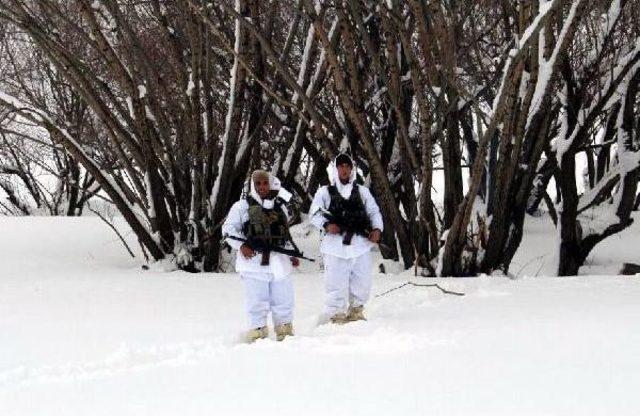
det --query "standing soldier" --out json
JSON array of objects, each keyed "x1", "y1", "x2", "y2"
[
  {"x1": 222, "y1": 170, "x2": 300, "y2": 342},
  {"x1": 309, "y1": 154, "x2": 383, "y2": 323}
]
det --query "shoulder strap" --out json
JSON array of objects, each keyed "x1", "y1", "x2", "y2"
[
  {"x1": 349, "y1": 183, "x2": 359, "y2": 197},
  {"x1": 274, "y1": 196, "x2": 287, "y2": 210},
  {"x1": 349, "y1": 183, "x2": 365, "y2": 204}
]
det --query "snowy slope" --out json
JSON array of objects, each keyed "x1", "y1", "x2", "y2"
[{"x1": 1, "y1": 216, "x2": 639, "y2": 415}]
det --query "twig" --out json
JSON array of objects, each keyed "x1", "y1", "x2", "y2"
[
  {"x1": 514, "y1": 254, "x2": 545, "y2": 278},
  {"x1": 375, "y1": 281, "x2": 465, "y2": 298},
  {"x1": 199, "y1": 215, "x2": 228, "y2": 244},
  {"x1": 138, "y1": 240, "x2": 150, "y2": 264},
  {"x1": 534, "y1": 258, "x2": 546, "y2": 277},
  {"x1": 88, "y1": 204, "x2": 136, "y2": 258}
]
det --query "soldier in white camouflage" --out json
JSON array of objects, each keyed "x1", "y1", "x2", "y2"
[
  {"x1": 223, "y1": 170, "x2": 299, "y2": 342},
  {"x1": 309, "y1": 154, "x2": 383, "y2": 324}
]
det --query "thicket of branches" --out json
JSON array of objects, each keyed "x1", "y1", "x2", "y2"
[{"x1": 1, "y1": 0, "x2": 639, "y2": 276}]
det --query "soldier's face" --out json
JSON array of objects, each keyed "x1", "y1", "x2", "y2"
[
  {"x1": 254, "y1": 177, "x2": 270, "y2": 199},
  {"x1": 337, "y1": 163, "x2": 352, "y2": 183}
]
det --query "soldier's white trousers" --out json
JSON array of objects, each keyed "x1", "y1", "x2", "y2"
[
  {"x1": 242, "y1": 274, "x2": 294, "y2": 329},
  {"x1": 323, "y1": 251, "x2": 373, "y2": 315}
]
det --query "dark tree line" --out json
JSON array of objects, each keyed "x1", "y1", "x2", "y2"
[{"x1": 1, "y1": 0, "x2": 639, "y2": 276}]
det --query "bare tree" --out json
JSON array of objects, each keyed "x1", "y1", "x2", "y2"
[{"x1": 1, "y1": 0, "x2": 638, "y2": 276}]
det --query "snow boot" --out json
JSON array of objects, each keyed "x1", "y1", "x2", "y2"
[
  {"x1": 346, "y1": 305, "x2": 366, "y2": 322},
  {"x1": 246, "y1": 326, "x2": 268, "y2": 343},
  {"x1": 275, "y1": 323, "x2": 294, "y2": 341},
  {"x1": 330, "y1": 312, "x2": 349, "y2": 325}
]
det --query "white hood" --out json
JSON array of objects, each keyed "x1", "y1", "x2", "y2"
[
  {"x1": 326, "y1": 154, "x2": 357, "y2": 199},
  {"x1": 248, "y1": 173, "x2": 292, "y2": 209}
]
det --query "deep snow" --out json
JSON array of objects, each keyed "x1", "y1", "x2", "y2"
[{"x1": 1, "y1": 215, "x2": 639, "y2": 415}]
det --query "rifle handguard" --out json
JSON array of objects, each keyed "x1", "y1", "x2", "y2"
[
  {"x1": 225, "y1": 235, "x2": 315, "y2": 262},
  {"x1": 343, "y1": 231, "x2": 354, "y2": 245},
  {"x1": 260, "y1": 250, "x2": 271, "y2": 266}
]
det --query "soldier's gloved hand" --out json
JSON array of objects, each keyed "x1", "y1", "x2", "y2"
[
  {"x1": 240, "y1": 243, "x2": 255, "y2": 259},
  {"x1": 369, "y1": 229, "x2": 381, "y2": 243},
  {"x1": 325, "y1": 223, "x2": 341, "y2": 234},
  {"x1": 290, "y1": 257, "x2": 300, "y2": 267}
]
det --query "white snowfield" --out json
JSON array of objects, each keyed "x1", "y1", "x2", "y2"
[{"x1": 1, "y1": 216, "x2": 639, "y2": 415}]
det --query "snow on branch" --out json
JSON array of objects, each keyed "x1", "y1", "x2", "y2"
[
  {"x1": 526, "y1": 0, "x2": 586, "y2": 129},
  {"x1": 555, "y1": 41, "x2": 640, "y2": 163}
]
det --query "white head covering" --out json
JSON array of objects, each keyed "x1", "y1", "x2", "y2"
[
  {"x1": 327, "y1": 154, "x2": 357, "y2": 198},
  {"x1": 249, "y1": 170, "x2": 291, "y2": 209}
]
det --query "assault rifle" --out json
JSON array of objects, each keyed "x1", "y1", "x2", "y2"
[
  {"x1": 316, "y1": 207, "x2": 390, "y2": 251},
  {"x1": 225, "y1": 234, "x2": 315, "y2": 265},
  {"x1": 316, "y1": 206, "x2": 371, "y2": 245}
]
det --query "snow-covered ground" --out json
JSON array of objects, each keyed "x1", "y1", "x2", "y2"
[{"x1": 1, "y1": 215, "x2": 639, "y2": 415}]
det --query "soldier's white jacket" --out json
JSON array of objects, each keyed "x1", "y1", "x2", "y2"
[
  {"x1": 222, "y1": 174, "x2": 294, "y2": 281},
  {"x1": 309, "y1": 160, "x2": 383, "y2": 259}
]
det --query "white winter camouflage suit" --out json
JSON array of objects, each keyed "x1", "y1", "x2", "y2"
[
  {"x1": 309, "y1": 156, "x2": 383, "y2": 317},
  {"x1": 222, "y1": 173, "x2": 295, "y2": 330}
]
